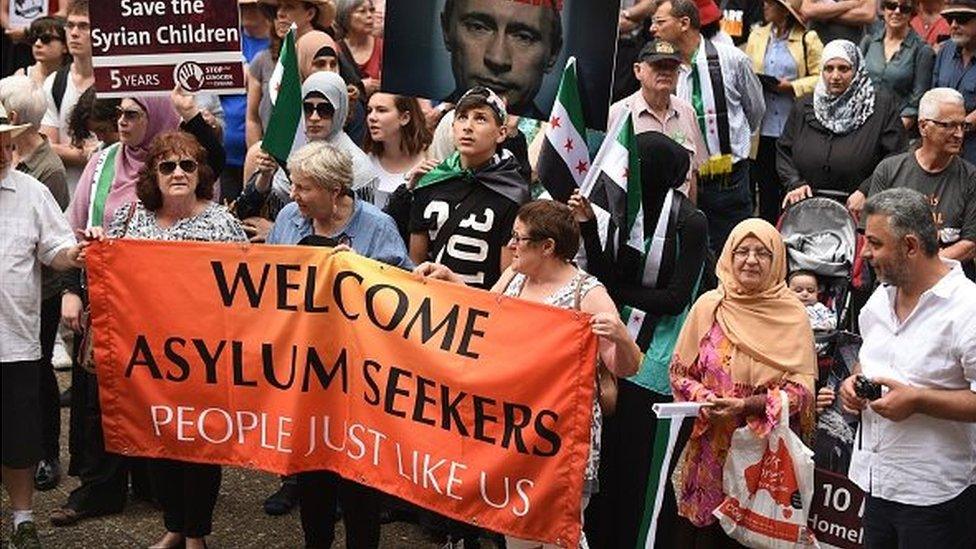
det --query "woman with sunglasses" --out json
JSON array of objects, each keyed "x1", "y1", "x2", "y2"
[
  {"x1": 52, "y1": 88, "x2": 226, "y2": 528},
  {"x1": 14, "y1": 16, "x2": 70, "y2": 86},
  {"x1": 237, "y1": 71, "x2": 378, "y2": 240},
  {"x1": 932, "y1": 0, "x2": 976, "y2": 167},
  {"x1": 860, "y1": 0, "x2": 935, "y2": 131},
  {"x1": 84, "y1": 132, "x2": 245, "y2": 549}
]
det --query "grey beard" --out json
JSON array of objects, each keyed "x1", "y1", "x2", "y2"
[{"x1": 950, "y1": 35, "x2": 970, "y2": 47}]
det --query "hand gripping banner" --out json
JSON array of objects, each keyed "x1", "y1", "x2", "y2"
[{"x1": 87, "y1": 240, "x2": 597, "y2": 546}]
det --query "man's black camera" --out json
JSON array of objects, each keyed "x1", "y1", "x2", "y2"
[{"x1": 854, "y1": 374, "x2": 883, "y2": 401}]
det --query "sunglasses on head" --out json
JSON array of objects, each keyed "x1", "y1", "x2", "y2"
[
  {"x1": 302, "y1": 101, "x2": 335, "y2": 118},
  {"x1": 115, "y1": 106, "x2": 144, "y2": 121},
  {"x1": 944, "y1": 12, "x2": 976, "y2": 24},
  {"x1": 157, "y1": 159, "x2": 199, "y2": 175}
]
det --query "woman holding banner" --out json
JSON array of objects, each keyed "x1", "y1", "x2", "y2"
[
  {"x1": 84, "y1": 131, "x2": 246, "y2": 549},
  {"x1": 53, "y1": 89, "x2": 224, "y2": 528},
  {"x1": 263, "y1": 140, "x2": 408, "y2": 548},
  {"x1": 416, "y1": 199, "x2": 643, "y2": 548},
  {"x1": 568, "y1": 132, "x2": 709, "y2": 549},
  {"x1": 668, "y1": 218, "x2": 816, "y2": 546}
]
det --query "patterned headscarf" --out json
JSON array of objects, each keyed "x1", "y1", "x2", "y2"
[{"x1": 813, "y1": 40, "x2": 876, "y2": 135}]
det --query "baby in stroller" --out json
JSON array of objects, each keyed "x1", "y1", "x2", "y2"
[{"x1": 789, "y1": 270, "x2": 837, "y2": 334}]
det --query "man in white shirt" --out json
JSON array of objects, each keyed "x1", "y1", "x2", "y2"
[
  {"x1": 840, "y1": 187, "x2": 976, "y2": 549},
  {"x1": 40, "y1": 0, "x2": 94, "y2": 196},
  {"x1": 651, "y1": 0, "x2": 765, "y2": 251},
  {"x1": 1, "y1": 105, "x2": 88, "y2": 548}
]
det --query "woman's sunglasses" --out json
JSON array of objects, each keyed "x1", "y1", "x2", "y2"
[
  {"x1": 302, "y1": 101, "x2": 335, "y2": 118},
  {"x1": 115, "y1": 106, "x2": 145, "y2": 121},
  {"x1": 881, "y1": 2, "x2": 914, "y2": 13},
  {"x1": 30, "y1": 33, "x2": 63, "y2": 45},
  {"x1": 157, "y1": 159, "x2": 199, "y2": 175}
]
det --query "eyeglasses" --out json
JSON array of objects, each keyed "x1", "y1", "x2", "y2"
[
  {"x1": 157, "y1": 159, "x2": 199, "y2": 175},
  {"x1": 732, "y1": 247, "x2": 773, "y2": 262},
  {"x1": 302, "y1": 101, "x2": 335, "y2": 118},
  {"x1": 944, "y1": 12, "x2": 976, "y2": 25},
  {"x1": 116, "y1": 106, "x2": 145, "y2": 121},
  {"x1": 64, "y1": 21, "x2": 90, "y2": 31},
  {"x1": 30, "y1": 33, "x2": 62, "y2": 45},
  {"x1": 881, "y1": 2, "x2": 914, "y2": 13},
  {"x1": 925, "y1": 119, "x2": 973, "y2": 132},
  {"x1": 509, "y1": 232, "x2": 540, "y2": 244}
]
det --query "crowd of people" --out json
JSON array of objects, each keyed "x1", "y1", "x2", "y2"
[{"x1": 2, "y1": 0, "x2": 974, "y2": 548}]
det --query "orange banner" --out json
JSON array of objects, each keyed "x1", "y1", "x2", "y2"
[{"x1": 87, "y1": 240, "x2": 597, "y2": 546}]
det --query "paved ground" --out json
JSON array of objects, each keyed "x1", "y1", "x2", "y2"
[{"x1": 1, "y1": 367, "x2": 499, "y2": 548}]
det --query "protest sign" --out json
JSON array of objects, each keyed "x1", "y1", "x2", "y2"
[
  {"x1": 382, "y1": 0, "x2": 619, "y2": 130},
  {"x1": 808, "y1": 468, "x2": 866, "y2": 548},
  {"x1": 89, "y1": 0, "x2": 244, "y2": 97},
  {"x1": 8, "y1": 0, "x2": 49, "y2": 28},
  {"x1": 87, "y1": 239, "x2": 597, "y2": 547}
]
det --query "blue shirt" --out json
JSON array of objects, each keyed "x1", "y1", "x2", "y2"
[
  {"x1": 760, "y1": 33, "x2": 798, "y2": 138},
  {"x1": 932, "y1": 40, "x2": 976, "y2": 165},
  {"x1": 267, "y1": 199, "x2": 414, "y2": 270},
  {"x1": 220, "y1": 33, "x2": 271, "y2": 168}
]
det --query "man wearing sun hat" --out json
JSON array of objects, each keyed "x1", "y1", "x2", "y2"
[
  {"x1": 932, "y1": 0, "x2": 976, "y2": 165},
  {"x1": 1, "y1": 102, "x2": 90, "y2": 549}
]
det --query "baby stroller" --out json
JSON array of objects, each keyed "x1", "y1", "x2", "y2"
[{"x1": 778, "y1": 197, "x2": 862, "y2": 474}]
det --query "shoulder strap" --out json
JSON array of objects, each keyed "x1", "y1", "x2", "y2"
[
  {"x1": 121, "y1": 201, "x2": 137, "y2": 238},
  {"x1": 52, "y1": 65, "x2": 70, "y2": 113},
  {"x1": 703, "y1": 40, "x2": 732, "y2": 156},
  {"x1": 801, "y1": 30, "x2": 812, "y2": 76},
  {"x1": 573, "y1": 273, "x2": 585, "y2": 311},
  {"x1": 428, "y1": 183, "x2": 481, "y2": 259}
]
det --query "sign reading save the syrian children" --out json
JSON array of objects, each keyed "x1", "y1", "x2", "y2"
[{"x1": 90, "y1": 0, "x2": 245, "y2": 97}]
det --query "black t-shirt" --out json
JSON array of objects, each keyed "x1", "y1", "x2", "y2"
[
  {"x1": 409, "y1": 181, "x2": 520, "y2": 289},
  {"x1": 867, "y1": 152, "x2": 976, "y2": 278}
]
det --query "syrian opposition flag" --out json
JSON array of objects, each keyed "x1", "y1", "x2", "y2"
[
  {"x1": 536, "y1": 57, "x2": 589, "y2": 202},
  {"x1": 579, "y1": 112, "x2": 642, "y2": 263},
  {"x1": 262, "y1": 25, "x2": 305, "y2": 163},
  {"x1": 637, "y1": 402, "x2": 699, "y2": 548}
]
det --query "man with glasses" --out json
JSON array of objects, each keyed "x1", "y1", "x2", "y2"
[
  {"x1": 933, "y1": 0, "x2": 976, "y2": 166},
  {"x1": 39, "y1": 0, "x2": 93, "y2": 197},
  {"x1": 864, "y1": 88, "x2": 976, "y2": 279}
]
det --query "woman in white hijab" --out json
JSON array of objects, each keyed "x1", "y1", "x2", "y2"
[{"x1": 236, "y1": 71, "x2": 378, "y2": 239}]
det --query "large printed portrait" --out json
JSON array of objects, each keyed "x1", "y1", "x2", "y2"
[{"x1": 382, "y1": 0, "x2": 620, "y2": 129}]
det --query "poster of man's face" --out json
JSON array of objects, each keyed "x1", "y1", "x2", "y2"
[{"x1": 383, "y1": 0, "x2": 619, "y2": 130}]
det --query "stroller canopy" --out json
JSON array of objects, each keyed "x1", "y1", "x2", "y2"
[{"x1": 779, "y1": 197, "x2": 858, "y2": 279}]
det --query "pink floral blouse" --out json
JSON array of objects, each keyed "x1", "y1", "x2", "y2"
[{"x1": 670, "y1": 321, "x2": 814, "y2": 527}]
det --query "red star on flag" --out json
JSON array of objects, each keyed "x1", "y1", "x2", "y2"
[
  {"x1": 575, "y1": 160, "x2": 588, "y2": 175},
  {"x1": 563, "y1": 138, "x2": 574, "y2": 152},
  {"x1": 550, "y1": 116, "x2": 561, "y2": 128}
]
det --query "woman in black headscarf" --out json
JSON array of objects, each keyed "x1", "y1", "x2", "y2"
[{"x1": 569, "y1": 132, "x2": 709, "y2": 548}]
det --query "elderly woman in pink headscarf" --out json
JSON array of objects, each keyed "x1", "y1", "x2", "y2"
[{"x1": 50, "y1": 88, "x2": 225, "y2": 530}]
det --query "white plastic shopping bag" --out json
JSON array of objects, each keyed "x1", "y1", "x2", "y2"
[{"x1": 713, "y1": 392, "x2": 819, "y2": 548}]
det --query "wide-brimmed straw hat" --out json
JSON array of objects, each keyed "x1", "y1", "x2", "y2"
[
  {"x1": 258, "y1": 0, "x2": 336, "y2": 29},
  {"x1": 773, "y1": 0, "x2": 807, "y2": 27},
  {"x1": 0, "y1": 103, "x2": 30, "y2": 137}
]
